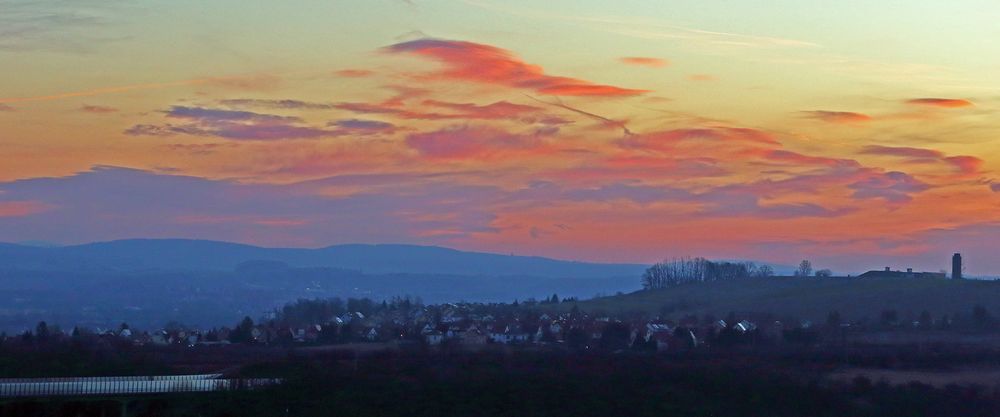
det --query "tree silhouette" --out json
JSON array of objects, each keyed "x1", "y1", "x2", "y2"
[{"x1": 794, "y1": 260, "x2": 813, "y2": 277}]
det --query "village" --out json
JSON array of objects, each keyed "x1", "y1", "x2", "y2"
[{"x1": 11, "y1": 295, "x2": 956, "y2": 355}]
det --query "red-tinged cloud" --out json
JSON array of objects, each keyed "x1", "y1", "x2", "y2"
[
  {"x1": 622, "y1": 127, "x2": 780, "y2": 151},
  {"x1": 384, "y1": 39, "x2": 648, "y2": 97},
  {"x1": 333, "y1": 102, "x2": 401, "y2": 114},
  {"x1": 860, "y1": 145, "x2": 943, "y2": 159},
  {"x1": 689, "y1": 74, "x2": 715, "y2": 81},
  {"x1": 860, "y1": 145, "x2": 983, "y2": 176},
  {"x1": 80, "y1": 104, "x2": 118, "y2": 113},
  {"x1": 764, "y1": 150, "x2": 857, "y2": 168},
  {"x1": 906, "y1": 98, "x2": 974, "y2": 108},
  {"x1": 406, "y1": 125, "x2": 545, "y2": 160},
  {"x1": 0, "y1": 200, "x2": 53, "y2": 217},
  {"x1": 334, "y1": 97, "x2": 558, "y2": 124},
  {"x1": 802, "y1": 110, "x2": 872, "y2": 124},
  {"x1": 0, "y1": 104, "x2": 15, "y2": 112},
  {"x1": 419, "y1": 100, "x2": 541, "y2": 120},
  {"x1": 620, "y1": 57, "x2": 668, "y2": 67},
  {"x1": 944, "y1": 155, "x2": 983, "y2": 176},
  {"x1": 329, "y1": 119, "x2": 397, "y2": 134},
  {"x1": 334, "y1": 69, "x2": 375, "y2": 78}
]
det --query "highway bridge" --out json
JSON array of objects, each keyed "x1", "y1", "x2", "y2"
[
  {"x1": 0, "y1": 374, "x2": 279, "y2": 398},
  {"x1": 0, "y1": 374, "x2": 280, "y2": 416}
]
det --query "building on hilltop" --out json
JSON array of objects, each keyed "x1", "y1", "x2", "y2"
[{"x1": 858, "y1": 266, "x2": 946, "y2": 279}]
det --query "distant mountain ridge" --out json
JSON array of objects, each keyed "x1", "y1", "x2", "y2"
[{"x1": 0, "y1": 239, "x2": 646, "y2": 278}]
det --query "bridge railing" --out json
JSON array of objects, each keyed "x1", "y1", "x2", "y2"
[
  {"x1": 0, "y1": 377, "x2": 280, "y2": 398},
  {"x1": 0, "y1": 374, "x2": 223, "y2": 384}
]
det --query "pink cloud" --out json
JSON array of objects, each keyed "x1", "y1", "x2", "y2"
[
  {"x1": 334, "y1": 69, "x2": 375, "y2": 78},
  {"x1": 688, "y1": 74, "x2": 715, "y2": 81},
  {"x1": 763, "y1": 150, "x2": 856, "y2": 168},
  {"x1": 406, "y1": 125, "x2": 545, "y2": 160},
  {"x1": 0, "y1": 200, "x2": 53, "y2": 217},
  {"x1": 802, "y1": 110, "x2": 872, "y2": 124},
  {"x1": 860, "y1": 145, "x2": 983, "y2": 176},
  {"x1": 906, "y1": 98, "x2": 973, "y2": 108},
  {"x1": 622, "y1": 127, "x2": 780, "y2": 151},
  {"x1": 943, "y1": 155, "x2": 983, "y2": 176},
  {"x1": 860, "y1": 145, "x2": 942, "y2": 159},
  {"x1": 418, "y1": 100, "x2": 541, "y2": 119},
  {"x1": 384, "y1": 39, "x2": 648, "y2": 97},
  {"x1": 80, "y1": 104, "x2": 118, "y2": 113},
  {"x1": 620, "y1": 57, "x2": 668, "y2": 68},
  {"x1": 335, "y1": 97, "x2": 554, "y2": 123}
]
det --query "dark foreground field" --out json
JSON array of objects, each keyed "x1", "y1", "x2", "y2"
[{"x1": 4, "y1": 349, "x2": 1000, "y2": 417}]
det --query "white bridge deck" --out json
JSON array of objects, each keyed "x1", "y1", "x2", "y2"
[{"x1": 0, "y1": 374, "x2": 280, "y2": 398}]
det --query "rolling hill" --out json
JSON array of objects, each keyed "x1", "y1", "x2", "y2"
[
  {"x1": 0, "y1": 239, "x2": 646, "y2": 278},
  {"x1": 560, "y1": 276, "x2": 1000, "y2": 322},
  {"x1": 0, "y1": 239, "x2": 649, "y2": 330}
]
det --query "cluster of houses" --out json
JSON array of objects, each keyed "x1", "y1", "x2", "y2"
[
  {"x1": 5, "y1": 302, "x2": 823, "y2": 353},
  {"x1": 113, "y1": 303, "x2": 804, "y2": 352}
]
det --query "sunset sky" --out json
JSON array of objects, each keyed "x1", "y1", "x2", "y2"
[{"x1": 2, "y1": 0, "x2": 999, "y2": 274}]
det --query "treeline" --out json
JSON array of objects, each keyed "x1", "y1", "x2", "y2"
[
  {"x1": 270, "y1": 296, "x2": 422, "y2": 327},
  {"x1": 642, "y1": 257, "x2": 774, "y2": 289}
]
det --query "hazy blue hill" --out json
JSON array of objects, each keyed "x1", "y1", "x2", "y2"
[{"x1": 0, "y1": 238, "x2": 645, "y2": 278}]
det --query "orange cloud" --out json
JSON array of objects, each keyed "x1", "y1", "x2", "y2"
[
  {"x1": 620, "y1": 57, "x2": 669, "y2": 67},
  {"x1": 860, "y1": 145, "x2": 983, "y2": 176},
  {"x1": 384, "y1": 39, "x2": 648, "y2": 97},
  {"x1": 688, "y1": 74, "x2": 715, "y2": 81},
  {"x1": 944, "y1": 155, "x2": 983, "y2": 176},
  {"x1": 802, "y1": 110, "x2": 872, "y2": 124},
  {"x1": 0, "y1": 200, "x2": 53, "y2": 217},
  {"x1": 860, "y1": 145, "x2": 942, "y2": 159},
  {"x1": 334, "y1": 69, "x2": 375, "y2": 78},
  {"x1": 621, "y1": 127, "x2": 780, "y2": 151},
  {"x1": 405, "y1": 125, "x2": 550, "y2": 160},
  {"x1": 906, "y1": 98, "x2": 973, "y2": 108},
  {"x1": 80, "y1": 104, "x2": 118, "y2": 113},
  {"x1": 0, "y1": 104, "x2": 13, "y2": 112},
  {"x1": 763, "y1": 150, "x2": 856, "y2": 168}
]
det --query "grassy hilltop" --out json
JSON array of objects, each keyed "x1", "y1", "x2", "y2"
[{"x1": 558, "y1": 276, "x2": 1000, "y2": 322}]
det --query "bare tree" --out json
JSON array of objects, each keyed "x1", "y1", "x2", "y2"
[
  {"x1": 753, "y1": 264, "x2": 775, "y2": 278},
  {"x1": 643, "y1": 257, "x2": 765, "y2": 289},
  {"x1": 794, "y1": 260, "x2": 813, "y2": 277}
]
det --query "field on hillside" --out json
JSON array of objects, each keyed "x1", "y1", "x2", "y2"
[{"x1": 560, "y1": 276, "x2": 1000, "y2": 322}]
